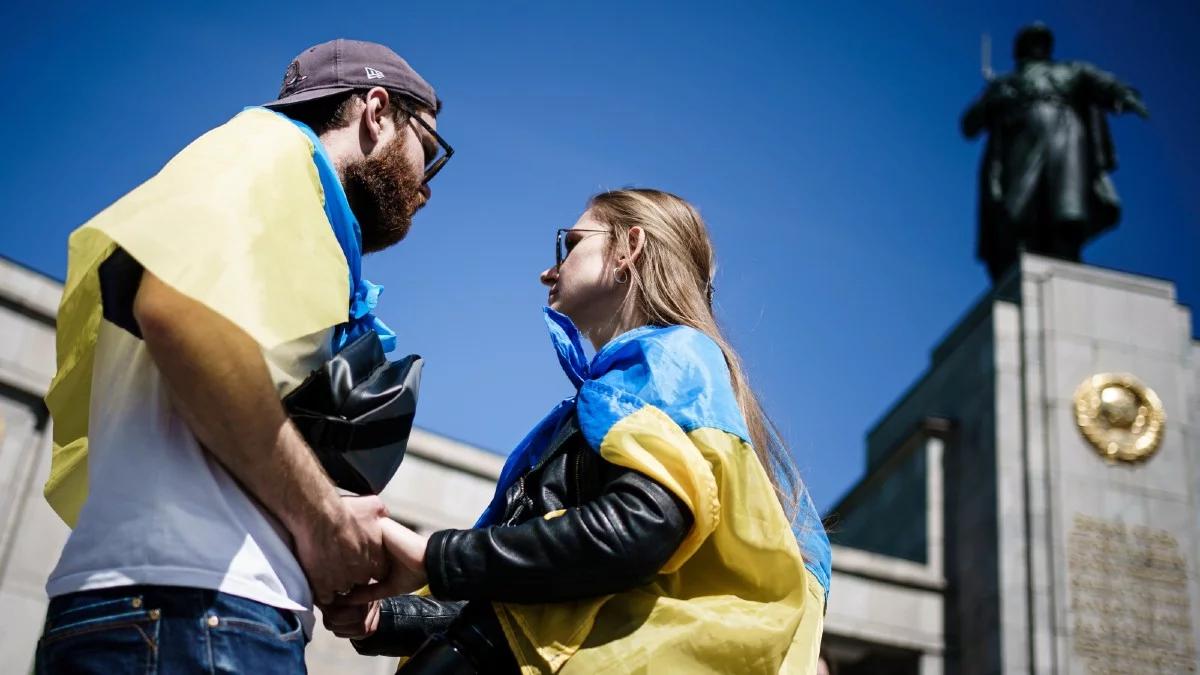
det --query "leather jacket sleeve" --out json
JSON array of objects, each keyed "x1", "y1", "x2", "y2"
[
  {"x1": 425, "y1": 467, "x2": 693, "y2": 603},
  {"x1": 350, "y1": 595, "x2": 465, "y2": 657}
]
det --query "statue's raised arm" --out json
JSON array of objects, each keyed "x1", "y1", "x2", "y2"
[
  {"x1": 961, "y1": 81, "x2": 997, "y2": 138},
  {"x1": 961, "y1": 77, "x2": 1022, "y2": 138}
]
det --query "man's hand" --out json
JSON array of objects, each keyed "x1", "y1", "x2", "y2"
[
  {"x1": 343, "y1": 519, "x2": 429, "y2": 604},
  {"x1": 320, "y1": 599, "x2": 382, "y2": 640},
  {"x1": 294, "y1": 495, "x2": 391, "y2": 605}
]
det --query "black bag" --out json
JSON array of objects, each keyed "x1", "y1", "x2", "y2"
[{"x1": 283, "y1": 330, "x2": 422, "y2": 495}]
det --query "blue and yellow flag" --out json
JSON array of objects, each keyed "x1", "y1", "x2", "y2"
[
  {"x1": 481, "y1": 308, "x2": 831, "y2": 674},
  {"x1": 44, "y1": 108, "x2": 390, "y2": 525}
]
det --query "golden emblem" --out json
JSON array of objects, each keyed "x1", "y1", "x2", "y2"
[{"x1": 1073, "y1": 373, "x2": 1165, "y2": 463}]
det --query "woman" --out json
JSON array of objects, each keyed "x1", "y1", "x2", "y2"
[{"x1": 329, "y1": 188, "x2": 831, "y2": 673}]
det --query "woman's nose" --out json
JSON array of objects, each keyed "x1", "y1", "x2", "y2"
[{"x1": 539, "y1": 265, "x2": 558, "y2": 286}]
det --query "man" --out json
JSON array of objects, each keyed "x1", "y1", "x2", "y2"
[
  {"x1": 37, "y1": 39, "x2": 450, "y2": 671},
  {"x1": 961, "y1": 22, "x2": 1148, "y2": 281}
]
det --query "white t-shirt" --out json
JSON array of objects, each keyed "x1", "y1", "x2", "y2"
[{"x1": 46, "y1": 319, "x2": 332, "y2": 633}]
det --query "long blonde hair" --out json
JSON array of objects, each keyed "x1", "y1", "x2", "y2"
[{"x1": 588, "y1": 188, "x2": 802, "y2": 519}]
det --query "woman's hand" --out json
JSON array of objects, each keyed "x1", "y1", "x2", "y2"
[
  {"x1": 343, "y1": 519, "x2": 429, "y2": 604},
  {"x1": 320, "y1": 598, "x2": 381, "y2": 639}
]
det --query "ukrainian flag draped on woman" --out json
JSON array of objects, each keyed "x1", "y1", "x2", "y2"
[{"x1": 479, "y1": 307, "x2": 831, "y2": 674}]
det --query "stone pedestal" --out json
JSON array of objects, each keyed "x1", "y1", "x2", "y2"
[
  {"x1": 996, "y1": 254, "x2": 1198, "y2": 674},
  {"x1": 827, "y1": 253, "x2": 1199, "y2": 674}
]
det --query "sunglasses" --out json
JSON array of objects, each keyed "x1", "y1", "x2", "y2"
[
  {"x1": 555, "y1": 228, "x2": 610, "y2": 269},
  {"x1": 397, "y1": 102, "x2": 454, "y2": 185}
]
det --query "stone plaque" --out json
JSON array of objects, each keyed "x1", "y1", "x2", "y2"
[{"x1": 1068, "y1": 514, "x2": 1197, "y2": 673}]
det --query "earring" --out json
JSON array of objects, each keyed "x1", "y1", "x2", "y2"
[{"x1": 614, "y1": 268, "x2": 629, "y2": 284}]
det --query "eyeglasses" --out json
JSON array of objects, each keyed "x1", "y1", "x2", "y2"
[
  {"x1": 397, "y1": 102, "x2": 454, "y2": 185},
  {"x1": 555, "y1": 228, "x2": 609, "y2": 269}
]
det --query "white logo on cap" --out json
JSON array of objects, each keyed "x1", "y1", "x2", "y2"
[{"x1": 365, "y1": 67, "x2": 385, "y2": 80}]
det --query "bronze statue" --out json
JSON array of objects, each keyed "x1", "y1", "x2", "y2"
[{"x1": 962, "y1": 23, "x2": 1148, "y2": 281}]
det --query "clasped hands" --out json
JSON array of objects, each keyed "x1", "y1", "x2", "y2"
[{"x1": 294, "y1": 495, "x2": 430, "y2": 640}]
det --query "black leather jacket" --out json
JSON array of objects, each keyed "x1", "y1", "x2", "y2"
[{"x1": 353, "y1": 415, "x2": 692, "y2": 662}]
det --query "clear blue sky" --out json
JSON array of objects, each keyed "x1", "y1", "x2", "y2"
[{"x1": 2, "y1": 1, "x2": 1196, "y2": 511}]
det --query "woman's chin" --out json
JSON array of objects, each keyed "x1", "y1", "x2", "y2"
[{"x1": 549, "y1": 301, "x2": 583, "y2": 327}]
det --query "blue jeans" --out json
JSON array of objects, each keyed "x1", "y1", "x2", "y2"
[{"x1": 36, "y1": 585, "x2": 307, "y2": 674}]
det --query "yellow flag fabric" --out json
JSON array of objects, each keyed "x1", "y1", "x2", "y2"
[
  {"x1": 44, "y1": 108, "x2": 349, "y2": 525},
  {"x1": 493, "y1": 407, "x2": 824, "y2": 674}
]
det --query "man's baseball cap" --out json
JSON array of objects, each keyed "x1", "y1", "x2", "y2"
[{"x1": 264, "y1": 39, "x2": 438, "y2": 112}]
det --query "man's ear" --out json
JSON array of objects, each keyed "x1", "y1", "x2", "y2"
[{"x1": 360, "y1": 87, "x2": 391, "y2": 146}]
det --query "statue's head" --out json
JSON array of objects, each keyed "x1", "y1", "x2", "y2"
[{"x1": 1013, "y1": 22, "x2": 1054, "y2": 62}]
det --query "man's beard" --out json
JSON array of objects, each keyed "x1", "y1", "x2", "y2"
[{"x1": 342, "y1": 135, "x2": 424, "y2": 253}]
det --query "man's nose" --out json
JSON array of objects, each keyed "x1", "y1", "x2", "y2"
[{"x1": 539, "y1": 266, "x2": 558, "y2": 286}]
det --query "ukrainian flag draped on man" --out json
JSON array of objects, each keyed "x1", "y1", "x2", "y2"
[{"x1": 45, "y1": 107, "x2": 370, "y2": 525}]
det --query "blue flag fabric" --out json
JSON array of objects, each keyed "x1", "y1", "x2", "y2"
[
  {"x1": 477, "y1": 308, "x2": 750, "y2": 525},
  {"x1": 270, "y1": 109, "x2": 397, "y2": 353}
]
